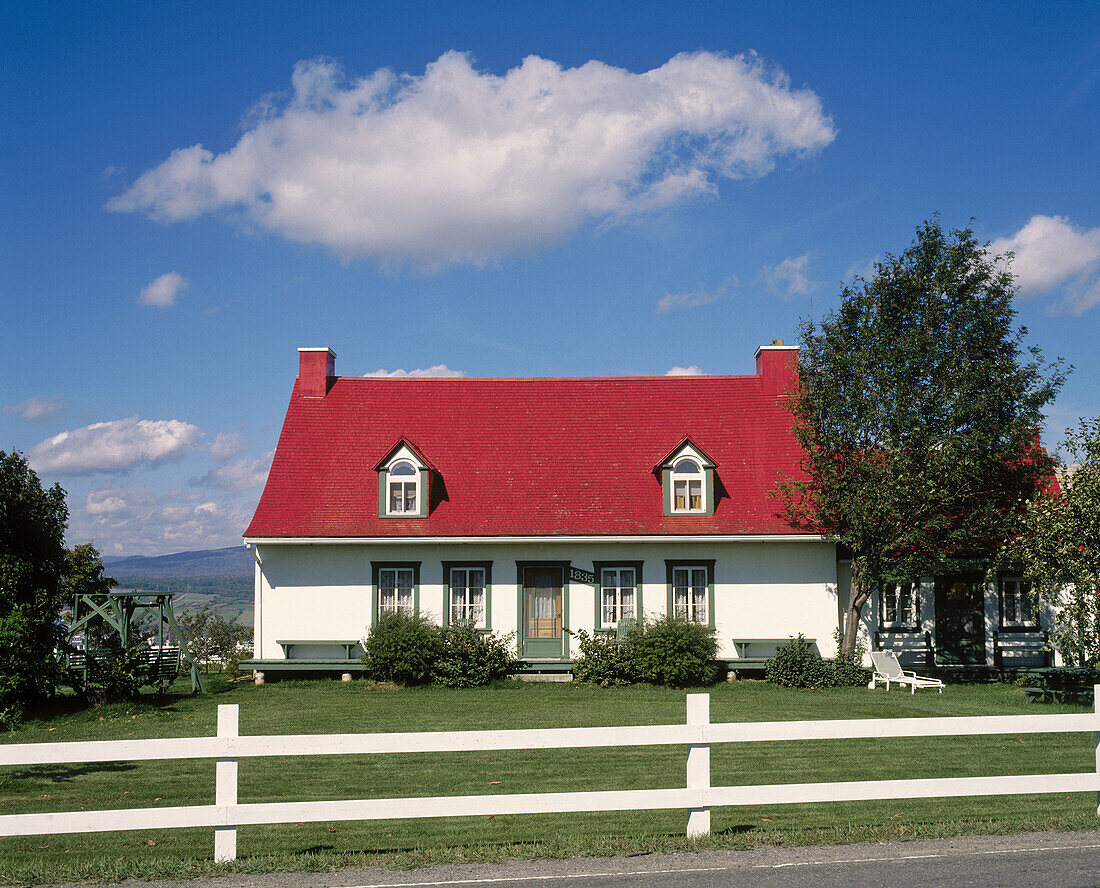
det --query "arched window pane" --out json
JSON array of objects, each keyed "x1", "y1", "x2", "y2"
[
  {"x1": 673, "y1": 459, "x2": 700, "y2": 474},
  {"x1": 390, "y1": 460, "x2": 416, "y2": 476}
]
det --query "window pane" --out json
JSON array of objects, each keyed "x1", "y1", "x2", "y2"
[
  {"x1": 621, "y1": 586, "x2": 635, "y2": 620},
  {"x1": 674, "y1": 459, "x2": 700, "y2": 474},
  {"x1": 390, "y1": 461, "x2": 416, "y2": 476},
  {"x1": 403, "y1": 482, "x2": 417, "y2": 511},
  {"x1": 884, "y1": 583, "x2": 897, "y2": 623},
  {"x1": 689, "y1": 480, "x2": 702, "y2": 510},
  {"x1": 674, "y1": 481, "x2": 686, "y2": 510},
  {"x1": 620, "y1": 569, "x2": 634, "y2": 588},
  {"x1": 389, "y1": 483, "x2": 403, "y2": 512}
]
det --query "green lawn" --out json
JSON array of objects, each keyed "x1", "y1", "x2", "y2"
[{"x1": 0, "y1": 676, "x2": 1096, "y2": 883}]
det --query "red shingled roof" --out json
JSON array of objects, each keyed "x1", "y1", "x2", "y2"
[{"x1": 245, "y1": 371, "x2": 810, "y2": 538}]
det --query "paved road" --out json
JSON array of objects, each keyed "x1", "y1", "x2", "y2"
[{"x1": 44, "y1": 831, "x2": 1100, "y2": 888}]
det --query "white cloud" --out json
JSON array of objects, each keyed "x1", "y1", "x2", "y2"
[
  {"x1": 109, "y1": 51, "x2": 836, "y2": 271},
  {"x1": 197, "y1": 450, "x2": 273, "y2": 492},
  {"x1": 989, "y1": 215, "x2": 1100, "y2": 315},
  {"x1": 27, "y1": 417, "x2": 202, "y2": 476},
  {"x1": 656, "y1": 276, "x2": 736, "y2": 314},
  {"x1": 139, "y1": 271, "x2": 188, "y2": 307},
  {"x1": 843, "y1": 256, "x2": 879, "y2": 283},
  {"x1": 209, "y1": 431, "x2": 248, "y2": 462},
  {"x1": 3, "y1": 395, "x2": 64, "y2": 422},
  {"x1": 364, "y1": 365, "x2": 466, "y2": 378},
  {"x1": 70, "y1": 483, "x2": 250, "y2": 555},
  {"x1": 761, "y1": 252, "x2": 818, "y2": 299},
  {"x1": 666, "y1": 365, "x2": 705, "y2": 376}
]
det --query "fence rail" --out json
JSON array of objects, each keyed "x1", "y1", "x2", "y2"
[{"x1": 2, "y1": 688, "x2": 1098, "y2": 862}]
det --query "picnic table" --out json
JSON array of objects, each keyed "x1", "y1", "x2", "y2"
[{"x1": 1022, "y1": 667, "x2": 1097, "y2": 705}]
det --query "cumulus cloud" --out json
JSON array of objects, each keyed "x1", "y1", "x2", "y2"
[
  {"x1": 3, "y1": 395, "x2": 64, "y2": 422},
  {"x1": 139, "y1": 271, "x2": 187, "y2": 307},
  {"x1": 71, "y1": 483, "x2": 250, "y2": 555},
  {"x1": 109, "y1": 51, "x2": 836, "y2": 270},
  {"x1": 989, "y1": 215, "x2": 1100, "y2": 315},
  {"x1": 196, "y1": 451, "x2": 274, "y2": 492},
  {"x1": 364, "y1": 365, "x2": 466, "y2": 378},
  {"x1": 761, "y1": 252, "x2": 819, "y2": 299},
  {"x1": 27, "y1": 417, "x2": 202, "y2": 476},
  {"x1": 656, "y1": 276, "x2": 736, "y2": 314},
  {"x1": 666, "y1": 365, "x2": 705, "y2": 376},
  {"x1": 209, "y1": 431, "x2": 248, "y2": 462}
]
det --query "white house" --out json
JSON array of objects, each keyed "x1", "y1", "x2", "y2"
[{"x1": 240, "y1": 344, "x2": 1051, "y2": 678}]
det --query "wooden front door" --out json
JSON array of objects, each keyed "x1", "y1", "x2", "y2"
[
  {"x1": 523, "y1": 567, "x2": 563, "y2": 658},
  {"x1": 934, "y1": 575, "x2": 986, "y2": 664}
]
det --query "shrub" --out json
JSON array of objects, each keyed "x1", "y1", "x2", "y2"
[
  {"x1": 766, "y1": 634, "x2": 832, "y2": 688},
  {"x1": 432, "y1": 623, "x2": 518, "y2": 687},
  {"x1": 630, "y1": 617, "x2": 719, "y2": 688},
  {"x1": 362, "y1": 612, "x2": 441, "y2": 685},
  {"x1": 830, "y1": 628, "x2": 871, "y2": 687},
  {"x1": 571, "y1": 628, "x2": 640, "y2": 686}
]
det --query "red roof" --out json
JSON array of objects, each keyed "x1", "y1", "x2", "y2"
[{"x1": 245, "y1": 370, "x2": 810, "y2": 538}]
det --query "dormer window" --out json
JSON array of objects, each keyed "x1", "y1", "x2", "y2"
[
  {"x1": 656, "y1": 439, "x2": 716, "y2": 517},
  {"x1": 387, "y1": 460, "x2": 419, "y2": 514},
  {"x1": 671, "y1": 459, "x2": 704, "y2": 512},
  {"x1": 375, "y1": 439, "x2": 434, "y2": 519}
]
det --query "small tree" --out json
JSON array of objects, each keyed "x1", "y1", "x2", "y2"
[
  {"x1": 996, "y1": 417, "x2": 1100, "y2": 666},
  {"x1": 0, "y1": 451, "x2": 68, "y2": 725},
  {"x1": 776, "y1": 220, "x2": 1066, "y2": 656},
  {"x1": 178, "y1": 606, "x2": 253, "y2": 674}
]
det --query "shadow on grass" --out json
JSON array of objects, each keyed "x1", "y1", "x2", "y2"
[{"x1": 4, "y1": 761, "x2": 137, "y2": 782}]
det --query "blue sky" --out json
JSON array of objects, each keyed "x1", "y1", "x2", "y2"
[{"x1": 3, "y1": 1, "x2": 1099, "y2": 555}]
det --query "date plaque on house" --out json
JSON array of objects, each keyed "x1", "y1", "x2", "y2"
[{"x1": 569, "y1": 567, "x2": 596, "y2": 584}]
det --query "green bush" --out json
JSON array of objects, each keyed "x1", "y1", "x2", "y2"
[
  {"x1": 630, "y1": 617, "x2": 719, "y2": 688},
  {"x1": 766, "y1": 632, "x2": 872, "y2": 689},
  {"x1": 766, "y1": 634, "x2": 832, "y2": 688},
  {"x1": 830, "y1": 628, "x2": 872, "y2": 687},
  {"x1": 362, "y1": 612, "x2": 441, "y2": 685},
  {"x1": 571, "y1": 628, "x2": 640, "y2": 686},
  {"x1": 432, "y1": 623, "x2": 518, "y2": 687}
]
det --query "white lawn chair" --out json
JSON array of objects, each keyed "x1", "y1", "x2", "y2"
[{"x1": 869, "y1": 650, "x2": 944, "y2": 694}]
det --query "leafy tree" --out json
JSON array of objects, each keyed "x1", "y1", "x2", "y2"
[
  {"x1": 996, "y1": 417, "x2": 1100, "y2": 666},
  {"x1": 61, "y1": 543, "x2": 118, "y2": 647},
  {"x1": 178, "y1": 606, "x2": 253, "y2": 674},
  {"x1": 0, "y1": 451, "x2": 69, "y2": 725},
  {"x1": 776, "y1": 220, "x2": 1066, "y2": 656}
]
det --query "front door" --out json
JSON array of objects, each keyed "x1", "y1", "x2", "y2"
[
  {"x1": 523, "y1": 567, "x2": 563, "y2": 658},
  {"x1": 934, "y1": 575, "x2": 986, "y2": 664}
]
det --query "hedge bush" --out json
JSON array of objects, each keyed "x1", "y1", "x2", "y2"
[
  {"x1": 362, "y1": 612, "x2": 441, "y2": 685},
  {"x1": 765, "y1": 631, "x2": 871, "y2": 689},
  {"x1": 431, "y1": 622, "x2": 518, "y2": 688},
  {"x1": 572, "y1": 618, "x2": 719, "y2": 688},
  {"x1": 571, "y1": 628, "x2": 640, "y2": 686}
]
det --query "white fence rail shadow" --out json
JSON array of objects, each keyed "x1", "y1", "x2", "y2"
[{"x1": 2, "y1": 688, "x2": 1098, "y2": 862}]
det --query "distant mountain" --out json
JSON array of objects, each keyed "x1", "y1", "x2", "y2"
[
  {"x1": 103, "y1": 547, "x2": 255, "y2": 625},
  {"x1": 102, "y1": 546, "x2": 253, "y2": 578}
]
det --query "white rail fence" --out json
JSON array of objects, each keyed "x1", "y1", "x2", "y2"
[{"x1": 2, "y1": 689, "x2": 1099, "y2": 863}]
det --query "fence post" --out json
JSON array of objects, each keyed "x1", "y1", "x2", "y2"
[
  {"x1": 1094, "y1": 684, "x2": 1099, "y2": 818},
  {"x1": 214, "y1": 704, "x2": 239, "y2": 862},
  {"x1": 686, "y1": 693, "x2": 710, "y2": 838}
]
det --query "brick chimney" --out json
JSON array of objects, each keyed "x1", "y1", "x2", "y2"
[
  {"x1": 754, "y1": 339, "x2": 799, "y2": 396},
  {"x1": 297, "y1": 347, "x2": 336, "y2": 398}
]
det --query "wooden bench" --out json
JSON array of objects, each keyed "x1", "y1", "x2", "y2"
[
  {"x1": 729, "y1": 637, "x2": 816, "y2": 671},
  {"x1": 277, "y1": 640, "x2": 361, "y2": 660},
  {"x1": 1022, "y1": 667, "x2": 1097, "y2": 705}
]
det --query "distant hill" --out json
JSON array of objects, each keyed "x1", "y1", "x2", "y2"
[
  {"x1": 103, "y1": 546, "x2": 253, "y2": 577},
  {"x1": 104, "y1": 547, "x2": 254, "y2": 626}
]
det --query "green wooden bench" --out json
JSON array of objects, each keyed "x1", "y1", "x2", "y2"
[
  {"x1": 1022, "y1": 668, "x2": 1097, "y2": 705},
  {"x1": 729, "y1": 637, "x2": 816, "y2": 672},
  {"x1": 277, "y1": 640, "x2": 361, "y2": 660}
]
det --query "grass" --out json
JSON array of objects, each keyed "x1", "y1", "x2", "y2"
[{"x1": 0, "y1": 676, "x2": 1097, "y2": 884}]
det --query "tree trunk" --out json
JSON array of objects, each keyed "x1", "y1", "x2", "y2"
[{"x1": 841, "y1": 559, "x2": 872, "y2": 657}]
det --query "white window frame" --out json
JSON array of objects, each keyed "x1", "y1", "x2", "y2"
[
  {"x1": 600, "y1": 567, "x2": 637, "y2": 628},
  {"x1": 672, "y1": 565, "x2": 708, "y2": 623},
  {"x1": 449, "y1": 567, "x2": 487, "y2": 628},
  {"x1": 670, "y1": 458, "x2": 705, "y2": 514},
  {"x1": 378, "y1": 567, "x2": 415, "y2": 616},
  {"x1": 386, "y1": 459, "x2": 420, "y2": 516},
  {"x1": 880, "y1": 580, "x2": 920, "y2": 629},
  {"x1": 1000, "y1": 576, "x2": 1035, "y2": 628}
]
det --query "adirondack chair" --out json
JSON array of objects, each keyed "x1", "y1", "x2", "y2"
[{"x1": 869, "y1": 650, "x2": 944, "y2": 694}]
